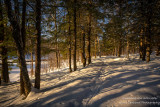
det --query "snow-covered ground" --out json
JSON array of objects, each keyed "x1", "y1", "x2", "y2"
[
  {"x1": 9, "y1": 60, "x2": 70, "y2": 82},
  {"x1": 0, "y1": 54, "x2": 160, "y2": 107}
]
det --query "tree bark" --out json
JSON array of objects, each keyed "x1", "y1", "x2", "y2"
[
  {"x1": 139, "y1": 29, "x2": 143, "y2": 59},
  {"x1": 13, "y1": 0, "x2": 25, "y2": 95},
  {"x1": 1, "y1": 47, "x2": 9, "y2": 83},
  {"x1": 54, "y1": 8, "x2": 59, "y2": 69},
  {"x1": 117, "y1": 41, "x2": 121, "y2": 57},
  {"x1": 95, "y1": 35, "x2": 97, "y2": 58},
  {"x1": 126, "y1": 35, "x2": 129, "y2": 59},
  {"x1": 87, "y1": 13, "x2": 91, "y2": 64},
  {"x1": 146, "y1": 0, "x2": 152, "y2": 62},
  {"x1": 5, "y1": 0, "x2": 31, "y2": 96},
  {"x1": 73, "y1": 0, "x2": 77, "y2": 71},
  {"x1": 0, "y1": 76, "x2": 1, "y2": 85},
  {"x1": 21, "y1": 0, "x2": 26, "y2": 50},
  {"x1": 114, "y1": 40, "x2": 117, "y2": 56},
  {"x1": 68, "y1": 9, "x2": 72, "y2": 72},
  {"x1": 35, "y1": 0, "x2": 41, "y2": 89},
  {"x1": 139, "y1": 28, "x2": 146, "y2": 61},
  {"x1": 156, "y1": 44, "x2": 160, "y2": 56},
  {"x1": 82, "y1": 27, "x2": 86, "y2": 67},
  {"x1": 0, "y1": 0, "x2": 9, "y2": 83},
  {"x1": 20, "y1": 0, "x2": 27, "y2": 95},
  {"x1": 31, "y1": 51, "x2": 34, "y2": 76},
  {"x1": 117, "y1": 1, "x2": 122, "y2": 57},
  {"x1": 97, "y1": 36, "x2": 101, "y2": 58},
  {"x1": 58, "y1": 51, "x2": 60, "y2": 68}
]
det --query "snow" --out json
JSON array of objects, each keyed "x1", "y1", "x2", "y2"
[{"x1": 0, "y1": 54, "x2": 160, "y2": 107}]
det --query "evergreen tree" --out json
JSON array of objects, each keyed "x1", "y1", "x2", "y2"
[
  {"x1": 35, "y1": 0, "x2": 41, "y2": 89},
  {"x1": 5, "y1": 0, "x2": 31, "y2": 96},
  {"x1": 0, "y1": 0, "x2": 9, "y2": 83}
]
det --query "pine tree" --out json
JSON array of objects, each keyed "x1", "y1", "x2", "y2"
[
  {"x1": 20, "y1": 0, "x2": 27, "y2": 95},
  {"x1": 73, "y1": 0, "x2": 77, "y2": 71},
  {"x1": 67, "y1": 8, "x2": 72, "y2": 72},
  {"x1": 0, "y1": 0, "x2": 9, "y2": 83},
  {"x1": 35, "y1": 0, "x2": 41, "y2": 89},
  {"x1": 81, "y1": 26, "x2": 86, "y2": 67},
  {"x1": 5, "y1": 0, "x2": 31, "y2": 96}
]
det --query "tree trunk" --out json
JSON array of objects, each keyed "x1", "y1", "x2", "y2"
[
  {"x1": 56, "y1": 50, "x2": 59, "y2": 68},
  {"x1": 14, "y1": 0, "x2": 25, "y2": 95},
  {"x1": 0, "y1": 76, "x2": 1, "y2": 85},
  {"x1": 18, "y1": 48, "x2": 31, "y2": 96},
  {"x1": 82, "y1": 27, "x2": 86, "y2": 67},
  {"x1": 1, "y1": 47, "x2": 9, "y2": 83},
  {"x1": 95, "y1": 35, "x2": 97, "y2": 58},
  {"x1": 146, "y1": 0, "x2": 152, "y2": 62},
  {"x1": 20, "y1": 0, "x2": 27, "y2": 95},
  {"x1": 140, "y1": 28, "x2": 146, "y2": 61},
  {"x1": 31, "y1": 51, "x2": 34, "y2": 76},
  {"x1": 73, "y1": 0, "x2": 77, "y2": 71},
  {"x1": 97, "y1": 37, "x2": 101, "y2": 58},
  {"x1": 0, "y1": 0, "x2": 9, "y2": 83},
  {"x1": 54, "y1": 8, "x2": 59, "y2": 69},
  {"x1": 87, "y1": 13, "x2": 91, "y2": 64},
  {"x1": 142, "y1": 38, "x2": 146, "y2": 61},
  {"x1": 5, "y1": 0, "x2": 32, "y2": 96},
  {"x1": 126, "y1": 35, "x2": 129, "y2": 59},
  {"x1": 58, "y1": 51, "x2": 60, "y2": 68},
  {"x1": 68, "y1": 9, "x2": 72, "y2": 72},
  {"x1": 139, "y1": 29, "x2": 143, "y2": 59},
  {"x1": 21, "y1": 0, "x2": 26, "y2": 50},
  {"x1": 156, "y1": 44, "x2": 160, "y2": 56},
  {"x1": 35, "y1": 0, "x2": 41, "y2": 89},
  {"x1": 115, "y1": 47, "x2": 117, "y2": 56},
  {"x1": 117, "y1": 41, "x2": 121, "y2": 57}
]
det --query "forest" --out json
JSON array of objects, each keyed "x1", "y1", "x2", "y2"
[{"x1": 0, "y1": 0, "x2": 160, "y2": 107}]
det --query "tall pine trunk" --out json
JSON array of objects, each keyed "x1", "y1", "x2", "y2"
[
  {"x1": 114, "y1": 40, "x2": 117, "y2": 56},
  {"x1": 97, "y1": 37, "x2": 101, "y2": 58},
  {"x1": 35, "y1": 0, "x2": 41, "y2": 89},
  {"x1": 1, "y1": 47, "x2": 9, "y2": 83},
  {"x1": 58, "y1": 51, "x2": 61, "y2": 68},
  {"x1": 117, "y1": 41, "x2": 121, "y2": 57},
  {"x1": 94, "y1": 35, "x2": 97, "y2": 58},
  {"x1": 117, "y1": 1, "x2": 122, "y2": 57},
  {"x1": 5, "y1": 0, "x2": 31, "y2": 96},
  {"x1": 73, "y1": 0, "x2": 77, "y2": 71},
  {"x1": 0, "y1": 0, "x2": 9, "y2": 83},
  {"x1": 146, "y1": 0, "x2": 152, "y2": 62},
  {"x1": 82, "y1": 27, "x2": 86, "y2": 67},
  {"x1": 139, "y1": 29, "x2": 143, "y2": 59},
  {"x1": 13, "y1": 0, "x2": 25, "y2": 95},
  {"x1": 87, "y1": 13, "x2": 91, "y2": 64},
  {"x1": 54, "y1": 8, "x2": 59, "y2": 69},
  {"x1": 20, "y1": 0, "x2": 27, "y2": 95},
  {"x1": 30, "y1": 51, "x2": 34, "y2": 76},
  {"x1": 68, "y1": 9, "x2": 72, "y2": 72},
  {"x1": 139, "y1": 28, "x2": 146, "y2": 61},
  {"x1": 156, "y1": 44, "x2": 160, "y2": 56},
  {"x1": 126, "y1": 35, "x2": 129, "y2": 59}
]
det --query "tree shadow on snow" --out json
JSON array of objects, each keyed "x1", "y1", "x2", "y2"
[{"x1": 9, "y1": 55, "x2": 160, "y2": 107}]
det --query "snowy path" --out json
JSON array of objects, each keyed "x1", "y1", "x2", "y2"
[{"x1": 0, "y1": 54, "x2": 160, "y2": 107}]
